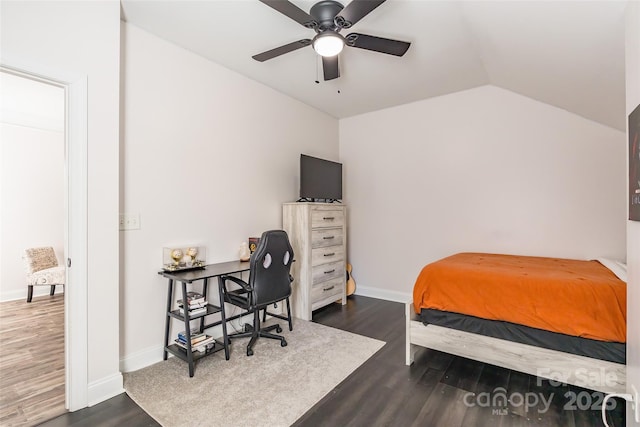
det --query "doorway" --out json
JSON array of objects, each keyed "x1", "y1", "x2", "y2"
[
  {"x1": 1, "y1": 63, "x2": 89, "y2": 417},
  {"x1": 0, "y1": 69, "x2": 66, "y2": 424}
]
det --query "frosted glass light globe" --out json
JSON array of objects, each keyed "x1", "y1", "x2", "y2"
[{"x1": 313, "y1": 32, "x2": 344, "y2": 57}]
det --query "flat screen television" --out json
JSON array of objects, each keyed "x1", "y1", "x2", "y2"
[{"x1": 299, "y1": 154, "x2": 342, "y2": 202}]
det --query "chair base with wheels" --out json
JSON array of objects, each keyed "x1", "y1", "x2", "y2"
[
  {"x1": 223, "y1": 278, "x2": 293, "y2": 356},
  {"x1": 229, "y1": 302, "x2": 291, "y2": 356}
]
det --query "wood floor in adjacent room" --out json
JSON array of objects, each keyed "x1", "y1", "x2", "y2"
[
  {"x1": 0, "y1": 294, "x2": 66, "y2": 426},
  {"x1": 40, "y1": 296, "x2": 625, "y2": 427}
]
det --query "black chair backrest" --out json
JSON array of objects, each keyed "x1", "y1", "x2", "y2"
[{"x1": 248, "y1": 230, "x2": 294, "y2": 307}]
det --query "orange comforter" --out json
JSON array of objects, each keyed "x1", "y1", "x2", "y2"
[{"x1": 413, "y1": 253, "x2": 626, "y2": 343}]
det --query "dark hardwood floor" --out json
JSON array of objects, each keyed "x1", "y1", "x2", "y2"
[
  {"x1": 39, "y1": 296, "x2": 625, "y2": 427},
  {"x1": 295, "y1": 296, "x2": 625, "y2": 427}
]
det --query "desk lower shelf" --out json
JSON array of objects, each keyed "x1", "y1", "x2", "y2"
[
  {"x1": 168, "y1": 304, "x2": 222, "y2": 321},
  {"x1": 165, "y1": 339, "x2": 226, "y2": 363}
]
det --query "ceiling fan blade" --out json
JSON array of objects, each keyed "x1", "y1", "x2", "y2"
[
  {"x1": 335, "y1": 0, "x2": 386, "y2": 28},
  {"x1": 259, "y1": 0, "x2": 317, "y2": 28},
  {"x1": 322, "y1": 55, "x2": 340, "y2": 81},
  {"x1": 346, "y1": 33, "x2": 410, "y2": 56},
  {"x1": 252, "y1": 39, "x2": 312, "y2": 62}
]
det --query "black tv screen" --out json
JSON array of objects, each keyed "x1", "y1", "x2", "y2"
[{"x1": 300, "y1": 154, "x2": 342, "y2": 202}]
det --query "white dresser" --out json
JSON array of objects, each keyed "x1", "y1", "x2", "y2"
[{"x1": 283, "y1": 202, "x2": 347, "y2": 321}]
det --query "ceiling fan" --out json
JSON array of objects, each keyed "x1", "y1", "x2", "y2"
[{"x1": 252, "y1": 0, "x2": 411, "y2": 81}]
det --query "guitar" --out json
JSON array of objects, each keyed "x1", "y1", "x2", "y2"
[{"x1": 346, "y1": 263, "x2": 356, "y2": 296}]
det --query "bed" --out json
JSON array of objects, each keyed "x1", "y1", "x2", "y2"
[{"x1": 405, "y1": 252, "x2": 627, "y2": 394}]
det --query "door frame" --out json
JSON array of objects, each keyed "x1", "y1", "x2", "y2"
[{"x1": 1, "y1": 62, "x2": 89, "y2": 411}]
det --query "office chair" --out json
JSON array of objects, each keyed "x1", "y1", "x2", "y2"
[
  {"x1": 23, "y1": 247, "x2": 65, "y2": 303},
  {"x1": 221, "y1": 230, "x2": 294, "y2": 356}
]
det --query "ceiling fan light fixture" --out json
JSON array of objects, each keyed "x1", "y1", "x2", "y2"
[{"x1": 312, "y1": 32, "x2": 344, "y2": 57}]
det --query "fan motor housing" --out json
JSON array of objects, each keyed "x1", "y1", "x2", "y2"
[{"x1": 310, "y1": 0, "x2": 344, "y2": 31}]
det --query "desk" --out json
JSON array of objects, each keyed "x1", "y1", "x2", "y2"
[{"x1": 158, "y1": 260, "x2": 250, "y2": 377}]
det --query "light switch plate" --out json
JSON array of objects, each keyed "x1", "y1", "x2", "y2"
[{"x1": 119, "y1": 213, "x2": 140, "y2": 230}]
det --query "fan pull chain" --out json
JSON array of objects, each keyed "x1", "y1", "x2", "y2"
[{"x1": 315, "y1": 55, "x2": 320, "y2": 84}]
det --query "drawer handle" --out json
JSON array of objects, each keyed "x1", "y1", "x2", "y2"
[
  {"x1": 323, "y1": 236, "x2": 335, "y2": 240},
  {"x1": 323, "y1": 252, "x2": 335, "y2": 257},
  {"x1": 324, "y1": 269, "x2": 336, "y2": 274},
  {"x1": 323, "y1": 285, "x2": 335, "y2": 291},
  {"x1": 323, "y1": 216, "x2": 335, "y2": 220}
]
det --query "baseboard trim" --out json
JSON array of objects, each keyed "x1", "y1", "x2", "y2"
[
  {"x1": 0, "y1": 287, "x2": 64, "y2": 303},
  {"x1": 354, "y1": 285, "x2": 411, "y2": 304},
  {"x1": 88, "y1": 372, "x2": 124, "y2": 407},
  {"x1": 120, "y1": 344, "x2": 164, "y2": 373}
]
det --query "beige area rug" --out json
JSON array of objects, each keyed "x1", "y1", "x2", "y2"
[{"x1": 124, "y1": 318, "x2": 385, "y2": 427}]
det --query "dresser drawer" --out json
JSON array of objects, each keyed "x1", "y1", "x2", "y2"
[
  {"x1": 311, "y1": 245, "x2": 344, "y2": 266},
  {"x1": 311, "y1": 227, "x2": 343, "y2": 248},
  {"x1": 312, "y1": 260, "x2": 344, "y2": 284},
  {"x1": 311, "y1": 209, "x2": 344, "y2": 228},
  {"x1": 311, "y1": 276, "x2": 344, "y2": 304}
]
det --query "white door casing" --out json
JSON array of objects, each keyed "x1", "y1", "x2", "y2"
[{"x1": 0, "y1": 62, "x2": 89, "y2": 411}]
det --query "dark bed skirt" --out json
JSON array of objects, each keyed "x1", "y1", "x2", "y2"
[{"x1": 420, "y1": 308, "x2": 625, "y2": 364}]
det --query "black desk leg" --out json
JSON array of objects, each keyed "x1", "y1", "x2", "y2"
[
  {"x1": 218, "y1": 276, "x2": 230, "y2": 360},
  {"x1": 163, "y1": 279, "x2": 174, "y2": 361},
  {"x1": 181, "y1": 281, "x2": 195, "y2": 377},
  {"x1": 200, "y1": 278, "x2": 208, "y2": 333}
]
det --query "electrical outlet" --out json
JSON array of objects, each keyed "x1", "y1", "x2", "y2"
[{"x1": 119, "y1": 213, "x2": 140, "y2": 230}]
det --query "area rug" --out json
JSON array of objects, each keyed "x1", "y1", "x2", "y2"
[{"x1": 123, "y1": 318, "x2": 385, "y2": 426}]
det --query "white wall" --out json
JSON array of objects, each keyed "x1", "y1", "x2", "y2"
[
  {"x1": 625, "y1": 1, "x2": 640, "y2": 424},
  {"x1": 0, "y1": 73, "x2": 65, "y2": 302},
  {"x1": 340, "y1": 85, "x2": 626, "y2": 301},
  {"x1": 1, "y1": 0, "x2": 122, "y2": 405},
  {"x1": 119, "y1": 23, "x2": 339, "y2": 371}
]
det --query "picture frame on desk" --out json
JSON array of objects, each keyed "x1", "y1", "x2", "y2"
[{"x1": 248, "y1": 237, "x2": 260, "y2": 254}]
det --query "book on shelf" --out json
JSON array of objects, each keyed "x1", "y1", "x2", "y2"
[
  {"x1": 176, "y1": 291, "x2": 206, "y2": 305},
  {"x1": 179, "y1": 306, "x2": 207, "y2": 316},
  {"x1": 177, "y1": 338, "x2": 208, "y2": 349},
  {"x1": 178, "y1": 334, "x2": 213, "y2": 345},
  {"x1": 178, "y1": 301, "x2": 208, "y2": 310},
  {"x1": 174, "y1": 336, "x2": 215, "y2": 352},
  {"x1": 178, "y1": 328, "x2": 205, "y2": 342}
]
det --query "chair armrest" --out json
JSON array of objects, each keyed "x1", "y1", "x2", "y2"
[{"x1": 220, "y1": 275, "x2": 251, "y2": 292}]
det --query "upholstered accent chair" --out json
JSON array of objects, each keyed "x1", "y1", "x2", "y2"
[{"x1": 23, "y1": 247, "x2": 65, "y2": 303}]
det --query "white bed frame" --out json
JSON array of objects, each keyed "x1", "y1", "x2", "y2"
[{"x1": 405, "y1": 302, "x2": 626, "y2": 394}]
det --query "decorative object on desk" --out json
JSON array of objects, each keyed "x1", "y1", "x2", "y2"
[
  {"x1": 248, "y1": 237, "x2": 260, "y2": 254},
  {"x1": 170, "y1": 248, "x2": 183, "y2": 266},
  {"x1": 239, "y1": 242, "x2": 250, "y2": 262},
  {"x1": 186, "y1": 247, "x2": 198, "y2": 263},
  {"x1": 162, "y1": 246, "x2": 206, "y2": 271}
]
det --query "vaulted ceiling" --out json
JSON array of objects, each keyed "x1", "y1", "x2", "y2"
[{"x1": 120, "y1": 0, "x2": 628, "y2": 130}]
